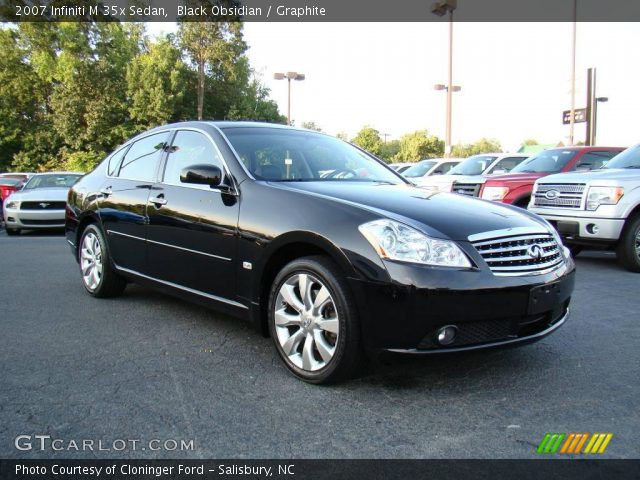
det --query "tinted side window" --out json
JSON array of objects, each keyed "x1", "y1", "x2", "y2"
[
  {"x1": 163, "y1": 130, "x2": 223, "y2": 185},
  {"x1": 118, "y1": 132, "x2": 169, "y2": 181},
  {"x1": 107, "y1": 146, "x2": 128, "y2": 177},
  {"x1": 573, "y1": 151, "x2": 619, "y2": 171}
]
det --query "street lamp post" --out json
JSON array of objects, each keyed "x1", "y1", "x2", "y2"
[
  {"x1": 274, "y1": 71, "x2": 305, "y2": 126},
  {"x1": 431, "y1": 0, "x2": 459, "y2": 157},
  {"x1": 592, "y1": 96, "x2": 608, "y2": 146}
]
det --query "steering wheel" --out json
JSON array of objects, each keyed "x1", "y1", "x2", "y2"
[{"x1": 324, "y1": 168, "x2": 358, "y2": 179}]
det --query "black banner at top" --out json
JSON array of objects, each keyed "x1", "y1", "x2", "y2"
[{"x1": 1, "y1": 0, "x2": 640, "y2": 22}]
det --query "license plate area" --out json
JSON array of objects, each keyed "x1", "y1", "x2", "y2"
[{"x1": 528, "y1": 280, "x2": 571, "y2": 315}]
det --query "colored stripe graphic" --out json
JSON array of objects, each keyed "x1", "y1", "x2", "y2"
[
  {"x1": 538, "y1": 432, "x2": 612, "y2": 454},
  {"x1": 537, "y1": 433, "x2": 565, "y2": 454},
  {"x1": 584, "y1": 433, "x2": 613, "y2": 454}
]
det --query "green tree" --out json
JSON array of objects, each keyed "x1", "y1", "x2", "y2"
[
  {"x1": 522, "y1": 138, "x2": 538, "y2": 146},
  {"x1": 301, "y1": 121, "x2": 322, "y2": 132},
  {"x1": 380, "y1": 140, "x2": 401, "y2": 163},
  {"x1": 335, "y1": 131, "x2": 349, "y2": 141},
  {"x1": 351, "y1": 126, "x2": 383, "y2": 156},
  {"x1": 127, "y1": 35, "x2": 191, "y2": 128},
  {"x1": 452, "y1": 138, "x2": 502, "y2": 157},
  {"x1": 178, "y1": 21, "x2": 246, "y2": 120},
  {"x1": 393, "y1": 130, "x2": 444, "y2": 161}
]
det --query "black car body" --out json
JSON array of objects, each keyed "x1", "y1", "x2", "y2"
[{"x1": 66, "y1": 122, "x2": 575, "y2": 383}]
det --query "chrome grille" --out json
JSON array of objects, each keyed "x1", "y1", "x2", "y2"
[
  {"x1": 533, "y1": 183, "x2": 586, "y2": 209},
  {"x1": 451, "y1": 182, "x2": 482, "y2": 197},
  {"x1": 472, "y1": 232, "x2": 564, "y2": 276}
]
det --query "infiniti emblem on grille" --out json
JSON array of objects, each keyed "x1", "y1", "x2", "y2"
[
  {"x1": 39, "y1": 202, "x2": 50, "y2": 208},
  {"x1": 527, "y1": 244, "x2": 544, "y2": 259},
  {"x1": 544, "y1": 190, "x2": 560, "y2": 200}
]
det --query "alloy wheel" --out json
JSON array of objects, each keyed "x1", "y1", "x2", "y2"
[
  {"x1": 274, "y1": 273, "x2": 339, "y2": 372},
  {"x1": 80, "y1": 232, "x2": 103, "y2": 291}
]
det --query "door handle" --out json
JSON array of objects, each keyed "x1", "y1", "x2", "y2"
[
  {"x1": 100, "y1": 186, "x2": 112, "y2": 196},
  {"x1": 149, "y1": 195, "x2": 167, "y2": 207}
]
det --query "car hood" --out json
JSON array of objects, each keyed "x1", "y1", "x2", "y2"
[
  {"x1": 485, "y1": 172, "x2": 547, "y2": 184},
  {"x1": 273, "y1": 181, "x2": 550, "y2": 241},
  {"x1": 538, "y1": 168, "x2": 640, "y2": 183},
  {"x1": 7, "y1": 188, "x2": 70, "y2": 202}
]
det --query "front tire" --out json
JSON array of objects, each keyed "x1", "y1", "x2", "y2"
[
  {"x1": 268, "y1": 256, "x2": 361, "y2": 384},
  {"x1": 79, "y1": 224, "x2": 126, "y2": 297},
  {"x1": 617, "y1": 215, "x2": 640, "y2": 272}
]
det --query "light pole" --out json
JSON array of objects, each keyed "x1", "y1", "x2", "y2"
[
  {"x1": 592, "y1": 96, "x2": 608, "y2": 146},
  {"x1": 431, "y1": 0, "x2": 459, "y2": 157},
  {"x1": 274, "y1": 71, "x2": 305, "y2": 126}
]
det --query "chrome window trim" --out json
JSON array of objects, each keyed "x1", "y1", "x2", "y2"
[
  {"x1": 113, "y1": 264, "x2": 247, "y2": 310},
  {"x1": 106, "y1": 229, "x2": 231, "y2": 262}
]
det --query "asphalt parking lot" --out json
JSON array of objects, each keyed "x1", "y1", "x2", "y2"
[{"x1": 0, "y1": 229, "x2": 638, "y2": 459}]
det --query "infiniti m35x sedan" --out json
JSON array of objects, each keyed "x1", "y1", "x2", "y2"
[{"x1": 66, "y1": 122, "x2": 575, "y2": 383}]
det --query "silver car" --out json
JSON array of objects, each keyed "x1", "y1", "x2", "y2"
[{"x1": 3, "y1": 172, "x2": 83, "y2": 235}]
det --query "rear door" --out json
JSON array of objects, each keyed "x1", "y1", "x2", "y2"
[
  {"x1": 146, "y1": 129, "x2": 240, "y2": 302},
  {"x1": 99, "y1": 131, "x2": 170, "y2": 274}
]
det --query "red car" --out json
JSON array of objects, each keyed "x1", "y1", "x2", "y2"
[
  {"x1": 467, "y1": 147, "x2": 625, "y2": 207},
  {"x1": 0, "y1": 174, "x2": 31, "y2": 210}
]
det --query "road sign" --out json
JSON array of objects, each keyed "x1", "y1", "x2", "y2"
[{"x1": 563, "y1": 108, "x2": 587, "y2": 125}]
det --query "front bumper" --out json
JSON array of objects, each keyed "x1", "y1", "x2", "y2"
[
  {"x1": 3, "y1": 208, "x2": 66, "y2": 229},
  {"x1": 529, "y1": 209, "x2": 624, "y2": 243},
  {"x1": 348, "y1": 259, "x2": 575, "y2": 353}
]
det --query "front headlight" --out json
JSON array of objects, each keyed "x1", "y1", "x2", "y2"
[
  {"x1": 586, "y1": 186, "x2": 624, "y2": 211},
  {"x1": 481, "y1": 186, "x2": 509, "y2": 201},
  {"x1": 4, "y1": 200, "x2": 19, "y2": 210},
  {"x1": 358, "y1": 219, "x2": 472, "y2": 268}
]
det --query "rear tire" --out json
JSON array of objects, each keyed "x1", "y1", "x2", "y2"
[
  {"x1": 5, "y1": 228, "x2": 20, "y2": 236},
  {"x1": 79, "y1": 224, "x2": 126, "y2": 297},
  {"x1": 268, "y1": 255, "x2": 362, "y2": 384},
  {"x1": 616, "y1": 215, "x2": 640, "y2": 272}
]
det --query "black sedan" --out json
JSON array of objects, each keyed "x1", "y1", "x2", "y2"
[{"x1": 66, "y1": 122, "x2": 575, "y2": 383}]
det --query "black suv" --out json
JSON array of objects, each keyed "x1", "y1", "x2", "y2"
[{"x1": 66, "y1": 122, "x2": 575, "y2": 383}]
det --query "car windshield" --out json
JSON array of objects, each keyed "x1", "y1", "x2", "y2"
[
  {"x1": 23, "y1": 174, "x2": 82, "y2": 189},
  {"x1": 222, "y1": 127, "x2": 405, "y2": 184},
  {"x1": 603, "y1": 145, "x2": 640, "y2": 169},
  {"x1": 0, "y1": 178, "x2": 21, "y2": 186},
  {"x1": 403, "y1": 161, "x2": 436, "y2": 178},
  {"x1": 449, "y1": 155, "x2": 498, "y2": 175},
  {"x1": 511, "y1": 150, "x2": 578, "y2": 174}
]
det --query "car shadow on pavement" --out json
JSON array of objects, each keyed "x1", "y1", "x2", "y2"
[{"x1": 573, "y1": 251, "x2": 624, "y2": 272}]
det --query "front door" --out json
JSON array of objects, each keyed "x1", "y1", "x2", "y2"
[{"x1": 146, "y1": 129, "x2": 240, "y2": 302}]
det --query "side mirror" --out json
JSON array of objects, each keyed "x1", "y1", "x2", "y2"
[{"x1": 180, "y1": 164, "x2": 222, "y2": 188}]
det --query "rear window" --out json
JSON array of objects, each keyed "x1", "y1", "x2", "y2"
[{"x1": 118, "y1": 132, "x2": 169, "y2": 182}]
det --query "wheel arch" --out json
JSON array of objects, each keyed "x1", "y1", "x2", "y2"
[
  {"x1": 252, "y1": 232, "x2": 357, "y2": 337},
  {"x1": 74, "y1": 212, "x2": 102, "y2": 257}
]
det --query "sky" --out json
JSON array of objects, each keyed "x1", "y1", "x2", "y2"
[{"x1": 147, "y1": 22, "x2": 640, "y2": 152}]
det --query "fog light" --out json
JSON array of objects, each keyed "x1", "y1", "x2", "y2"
[
  {"x1": 436, "y1": 325, "x2": 458, "y2": 346},
  {"x1": 587, "y1": 223, "x2": 600, "y2": 235}
]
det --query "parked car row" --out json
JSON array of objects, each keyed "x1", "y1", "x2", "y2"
[{"x1": 406, "y1": 145, "x2": 640, "y2": 272}]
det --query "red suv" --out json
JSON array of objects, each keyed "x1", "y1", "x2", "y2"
[{"x1": 472, "y1": 147, "x2": 625, "y2": 207}]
